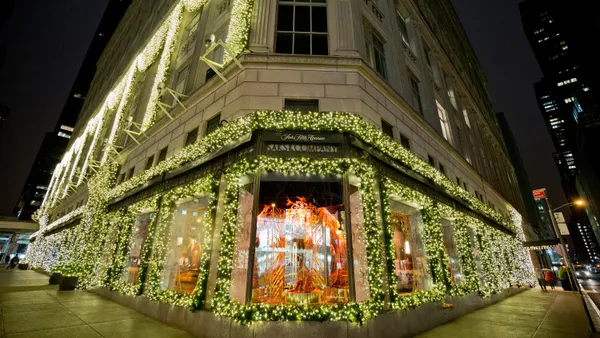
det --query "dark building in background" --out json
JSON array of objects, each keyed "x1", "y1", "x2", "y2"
[
  {"x1": 0, "y1": 0, "x2": 15, "y2": 132},
  {"x1": 13, "y1": 0, "x2": 131, "y2": 220},
  {"x1": 497, "y1": 112, "x2": 552, "y2": 240},
  {"x1": 520, "y1": 0, "x2": 600, "y2": 263}
]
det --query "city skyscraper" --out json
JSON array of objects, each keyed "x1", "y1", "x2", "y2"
[{"x1": 520, "y1": 0, "x2": 600, "y2": 263}]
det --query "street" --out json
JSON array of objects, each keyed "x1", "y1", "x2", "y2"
[{"x1": 578, "y1": 273, "x2": 600, "y2": 313}]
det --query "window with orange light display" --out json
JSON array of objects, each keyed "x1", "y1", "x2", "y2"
[
  {"x1": 250, "y1": 179, "x2": 352, "y2": 305},
  {"x1": 160, "y1": 197, "x2": 210, "y2": 294},
  {"x1": 389, "y1": 200, "x2": 430, "y2": 295}
]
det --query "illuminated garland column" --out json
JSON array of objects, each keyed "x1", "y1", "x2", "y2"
[
  {"x1": 39, "y1": 165, "x2": 61, "y2": 212},
  {"x1": 248, "y1": 0, "x2": 274, "y2": 53},
  {"x1": 77, "y1": 114, "x2": 105, "y2": 186},
  {"x1": 223, "y1": 0, "x2": 254, "y2": 63},
  {"x1": 101, "y1": 68, "x2": 136, "y2": 163},
  {"x1": 141, "y1": 3, "x2": 184, "y2": 132},
  {"x1": 62, "y1": 137, "x2": 85, "y2": 194}
]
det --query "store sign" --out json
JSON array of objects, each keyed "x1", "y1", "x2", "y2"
[
  {"x1": 263, "y1": 132, "x2": 342, "y2": 155},
  {"x1": 554, "y1": 212, "x2": 570, "y2": 235},
  {"x1": 533, "y1": 188, "x2": 547, "y2": 199},
  {"x1": 266, "y1": 143, "x2": 340, "y2": 154},
  {"x1": 280, "y1": 133, "x2": 326, "y2": 142},
  {"x1": 263, "y1": 132, "x2": 343, "y2": 144}
]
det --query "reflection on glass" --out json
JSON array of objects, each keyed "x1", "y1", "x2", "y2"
[
  {"x1": 442, "y1": 221, "x2": 462, "y2": 284},
  {"x1": 123, "y1": 213, "x2": 153, "y2": 283},
  {"x1": 390, "y1": 208, "x2": 429, "y2": 294},
  {"x1": 161, "y1": 198, "x2": 209, "y2": 294},
  {"x1": 252, "y1": 179, "x2": 349, "y2": 306}
]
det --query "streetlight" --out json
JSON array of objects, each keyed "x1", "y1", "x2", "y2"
[{"x1": 547, "y1": 198, "x2": 595, "y2": 332}]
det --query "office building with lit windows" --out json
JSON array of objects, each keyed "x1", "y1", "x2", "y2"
[
  {"x1": 520, "y1": 0, "x2": 600, "y2": 263},
  {"x1": 27, "y1": 0, "x2": 536, "y2": 336}
]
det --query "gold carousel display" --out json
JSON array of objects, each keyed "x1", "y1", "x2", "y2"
[{"x1": 252, "y1": 198, "x2": 349, "y2": 305}]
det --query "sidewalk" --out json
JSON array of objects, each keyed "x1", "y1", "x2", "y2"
[
  {"x1": 0, "y1": 269, "x2": 192, "y2": 338},
  {"x1": 416, "y1": 287, "x2": 600, "y2": 338}
]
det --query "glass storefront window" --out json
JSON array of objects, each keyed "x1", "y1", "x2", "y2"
[
  {"x1": 160, "y1": 197, "x2": 210, "y2": 294},
  {"x1": 441, "y1": 220, "x2": 462, "y2": 284},
  {"x1": 389, "y1": 200, "x2": 430, "y2": 294},
  {"x1": 251, "y1": 178, "x2": 350, "y2": 305},
  {"x1": 122, "y1": 212, "x2": 153, "y2": 284}
]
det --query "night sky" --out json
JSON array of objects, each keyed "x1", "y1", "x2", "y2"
[{"x1": 0, "y1": 0, "x2": 567, "y2": 217}]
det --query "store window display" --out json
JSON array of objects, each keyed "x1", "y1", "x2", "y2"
[
  {"x1": 160, "y1": 197, "x2": 210, "y2": 294},
  {"x1": 389, "y1": 200, "x2": 430, "y2": 294},
  {"x1": 228, "y1": 175, "x2": 363, "y2": 306},
  {"x1": 122, "y1": 213, "x2": 153, "y2": 283}
]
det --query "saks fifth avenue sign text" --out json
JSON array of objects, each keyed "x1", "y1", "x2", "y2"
[
  {"x1": 280, "y1": 133, "x2": 326, "y2": 142},
  {"x1": 266, "y1": 143, "x2": 339, "y2": 153}
]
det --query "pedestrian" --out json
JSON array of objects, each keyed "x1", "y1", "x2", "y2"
[
  {"x1": 6, "y1": 255, "x2": 19, "y2": 271},
  {"x1": 544, "y1": 269, "x2": 556, "y2": 289},
  {"x1": 0, "y1": 253, "x2": 5, "y2": 263},
  {"x1": 536, "y1": 269, "x2": 547, "y2": 290}
]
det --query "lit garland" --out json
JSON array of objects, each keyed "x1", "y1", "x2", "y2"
[
  {"x1": 224, "y1": 0, "x2": 254, "y2": 63},
  {"x1": 40, "y1": 206, "x2": 84, "y2": 235},
  {"x1": 144, "y1": 176, "x2": 217, "y2": 308},
  {"x1": 108, "y1": 197, "x2": 160, "y2": 295},
  {"x1": 140, "y1": 3, "x2": 184, "y2": 131},
  {"x1": 28, "y1": 109, "x2": 536, "y2": 325},
  {"x1": 210, "y1": 157, "x2": 383, "y2": 325},
  {"x1": 95, "y1": 111, "x2": 515, "y2": 235},
  {"x1": 40, "y1": 0, "x2": 210, "y2": 211}
]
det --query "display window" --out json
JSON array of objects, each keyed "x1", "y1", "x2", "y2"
[
  {"x1": 122, "y1": 212, "x2": 154, "y2": 284},
  {"x1": 252, "y1": 178, "x2": 349, "y2": 305},
  {"x1": 160, "y1": 197, "x2": 211, "y2": 294},
  {"x1": 441, "y1": 220, "x2": 462, "y2": 284},
  {"x1": 389, "y1": 200, "x2": 430, "y2": 295},
  {"x1": 228, "y1": 173, "x2": 370, "y2": 306}
]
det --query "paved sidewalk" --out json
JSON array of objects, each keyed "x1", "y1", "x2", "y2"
[
  {"x1": 416, "y1": 288, "x2": 599, "y2": 338},
  {"x1": 0, "y1": 269, "x2": 192, "y2": 338}
]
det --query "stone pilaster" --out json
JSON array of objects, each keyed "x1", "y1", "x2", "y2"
[
  {"x1": 331, "y1": 0, "x2": 361, "y2": 57},
  {"x1": 248, "y1": 0, "x2": 275, "y2": 53}
]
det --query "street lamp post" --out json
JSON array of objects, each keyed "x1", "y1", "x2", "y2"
[{"x1": 546, "y1": 199, "x2": 596, "y2": 332}]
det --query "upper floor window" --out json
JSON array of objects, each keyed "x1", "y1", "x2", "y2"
[
  {"x1": 400, "y1": 133, "x2": 410, "y2": 150},
  {"x1": 285, "y1": 99, "x2": 319, "y2": 111},
  {"x1": 381, "y1": 119, "x2": 393, "y2": 138},
  {"x1": 364, "y1": 24, "x2": 387, "y2": 79},
  {"x1": 185, "y1": 127, "x2": 199, "y2": 147},
  {"x1": 145, "y1": 155, "x2": 155, "y2": 170},
  {"x1": 447, "y1": 87, "x2": 457, "y2": 109},
  {"x1": 436, "y1": 100, "x2": 452, "y2": 144},
  {"x1": 462, "y1": 108, "x2": 471, "y2": 128},
  {"x1": 396, "y1": 11, "x2": 409, "y2": 46},
  {"x1": 206, "y1": 113, "x2": 221, "y2": 136},
  {"x1": 409, "y1": 73, "x2": 423, "y2": 115},
  {"x1": 157, "y1": 147, "x2": 168, "y2": 164},
  {"x1": 276, "y1": 0, "x2": 328, "y2": 55}
]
